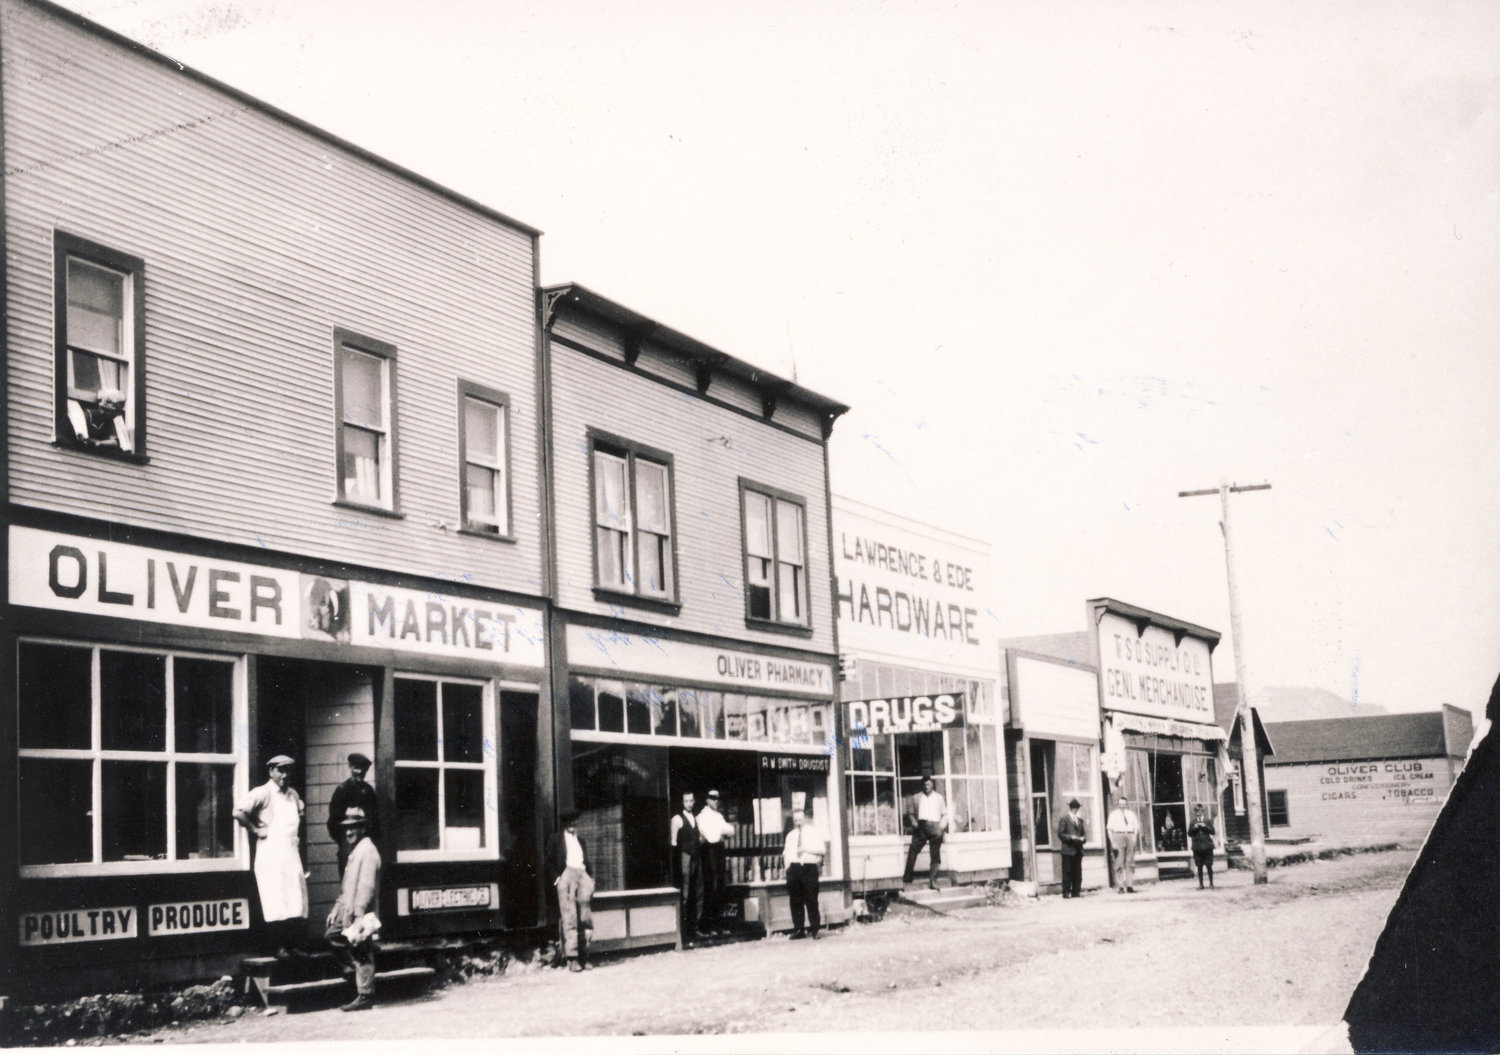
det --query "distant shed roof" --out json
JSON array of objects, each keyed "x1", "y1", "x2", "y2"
[{"x1": 1264, "y1": 710, "x2": 1471, "y2": 765}]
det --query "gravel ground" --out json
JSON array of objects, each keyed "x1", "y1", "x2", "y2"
[{"x1": 131, "y1": 846, "x2": 1414, "y2": 1053}]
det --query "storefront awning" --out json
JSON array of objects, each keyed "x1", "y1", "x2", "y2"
[{"x1": 1108, "y1": 712, "x2": 1228, "y2": 743}]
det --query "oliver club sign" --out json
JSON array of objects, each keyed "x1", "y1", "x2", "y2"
[{"x1": 8, "y1": 526, "x2": 545, "y2": 667}]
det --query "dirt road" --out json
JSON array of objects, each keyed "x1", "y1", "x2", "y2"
[{"x1": 142, "y1": 847, "x2": 1411, "y2": 1051}]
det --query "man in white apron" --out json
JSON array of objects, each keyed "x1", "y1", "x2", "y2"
[{"x1": 233, "y1": 754, "x2": 311, "y2": 958}]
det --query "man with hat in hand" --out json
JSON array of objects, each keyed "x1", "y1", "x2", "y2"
[
  {"x1": 546, "y1": 809, "x2": 594, "y2": 972},
  {"x1": 327, "y1": 752, "x2": 380, "y2": 878},
  {"x1": 327, "y1": 806, "x2": 381, "y2": 1011},
  {"x1": 233, "y1": 755, "x2": 311, "y2": 958},
  {"x1": 1057, "y1": 798, "x2": 1087, "y2": 899}
]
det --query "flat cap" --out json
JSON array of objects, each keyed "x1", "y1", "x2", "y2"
[
  {"x1": 348, "y1": 752, "x2": 372, "y2": 769},
  {"x1": 266, "y1": 754, "x2": 295, "y2": 768}
]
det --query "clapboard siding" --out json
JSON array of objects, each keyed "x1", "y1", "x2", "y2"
[
  {"x1": 550, "y1": 344, "x2": 835, "y2": 653},
  {"x1": 1264, "y1": 756, "x2": 1459, "y2": 844},
  {"x1": 3, "y1": 3, "x2": 543, "y2": 595}
]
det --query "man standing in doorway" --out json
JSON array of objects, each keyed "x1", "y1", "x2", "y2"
[
  {"x1": 782, "y1": 808, "x2": 825, "y2": 940},
  {"x1": 1057, "y1": 798, "x2": 1087, "y2": 899},
  {"x1": 327, "y1": 752, "x2": 380, "y2": 879},
  {"x1": 668, "y1": 792, "x2": 703, "y2": 946},
  {"x1": 902, "y1": 774, "x2": 947, "y2": 890},
  {"x1": 1106, "y1": 795, "x2": 1141, "y2": 893},
  {"x1": 696, "y1": 789, "x2": 732, "y2": 934},
  {"x1": 546, "y1": 809, "x2": 594, "y2": 972},
  {"x1": 233, "y1": 755, "x2": 311, "y2": 958}
]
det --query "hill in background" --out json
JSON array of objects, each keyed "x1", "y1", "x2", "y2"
[{"x1": 1239, "y1": 685, "x2": 1389, "y2": 722}]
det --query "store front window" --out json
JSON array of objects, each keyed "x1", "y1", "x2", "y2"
[
  {"x1": 569, "y1": 676, "x2": 831, "y2": 748},
  {"x1": 1029, "y1": 739, "x2": 1097, "y2": 849},
  {"x1": 571, "y1": 741, "x2": 831, "y2": 892},
  {"x1": 845, "y1": 705, "x2": 1003, "y2": 837},
  {"x1": 1122, "y1": 740, "x2": 1220, "y2": 855},
  {"x1": 17, "y1": 640, "x2": 242, "y2": 876}
]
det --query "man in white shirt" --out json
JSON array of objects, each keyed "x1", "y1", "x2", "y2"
[
  {"x1": 696, "y1": 789, "x2": 732, "y2": 934},
  {"x1": 668, "y1": 792, "x2": 704, "y2": 944},
  {"x1": 546, "y1": 809, "x2": 594, "y2": 971},
  {"x1": 781, "y1": 809, "x2": 825, "y2": 939},
  {"x1": 1106, "y1": 796, "x2": 1141, "y2": 893},
  {"x1": 902, "y1": 774, "x2": 948, "y2": 889}
]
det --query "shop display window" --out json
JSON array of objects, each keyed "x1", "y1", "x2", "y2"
[
  {"x1": 572, "y1": 742, "x2": 833, "y2": 892},
  {"x1": 17, "y1": 641, "x2": 241, "y2": 875},
  {"x1": 848, "y1": 707, "x2": 1005, "y2": 837},
  {"x1": 1123, "y1": 745, "x2": 1221, "y2": 855},
  {"x1": 569, "y1": 676, "x2": 821, "y2": 747},
  {"x1": 393, "y1": 675, "x2": 497, "y2": 861}
]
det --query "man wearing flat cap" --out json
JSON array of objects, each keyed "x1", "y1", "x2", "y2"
[
  {"x1": 545, "y1": 809, "x2": 594, "y2": 972},
  {"x1": 233, "y1": 755, "x2": 310, "y2": 957},
  {"x1": 327, "y1": 752, "x2": 381, "y2": 878},
  {"x1": 1057, "y1": 798, "x2": 1087, "y2": 899}
]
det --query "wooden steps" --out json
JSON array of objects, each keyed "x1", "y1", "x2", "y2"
[{"x1": 241, "y1": 949, "x2": 438, "y2": 1008}]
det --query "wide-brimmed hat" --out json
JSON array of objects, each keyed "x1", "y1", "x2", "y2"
[
  {"x1": 266, "y1": 754, "x2": 295, "y2": 769},
  {"x1": 340, "y1": 807, "x2": 371, "y2": 828}
]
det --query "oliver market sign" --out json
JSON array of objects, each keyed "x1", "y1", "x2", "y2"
[{"x1": 8, "y1": 526, "x2": 545, "y2": 667}]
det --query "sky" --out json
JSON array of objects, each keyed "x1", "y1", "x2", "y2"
[{"x1": 54, "y1": 0, "x2": 1500, "y2": 719}]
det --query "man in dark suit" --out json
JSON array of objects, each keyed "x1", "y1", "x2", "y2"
[
  {"x1": 1057, "y1": 798, "x2": 1087, "y2": 899},
  {"x1": 327, "y1": 753, "x2": 380, "y2": 878},
  {"x1": 545, "y1": 808, "x2": 594, "y2": 972},
  {"x1": 668, "y1": 791, "x2": 703, "y2": 946}
]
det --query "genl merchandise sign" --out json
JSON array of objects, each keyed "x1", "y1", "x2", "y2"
[
  {"x1": 832, "y1": 499, "x2": 995, "y2": 678},
  {"x1": 8, "y1": 526, "x2": 545, "y2": 668},
  {"x1": 845, "y1": 693, "x2": 965, "y2": 736},
  {"x1": 1095, "y1": 610, "x2": 1215, "y2": 724}
]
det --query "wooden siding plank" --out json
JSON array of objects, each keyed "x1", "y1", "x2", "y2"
[{"x1": 3, "y1": 4, "x2": 544, "y2": 596}]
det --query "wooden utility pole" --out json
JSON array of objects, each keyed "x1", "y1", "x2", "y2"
[{"x1": 1179, "y1": 482, "x2": 1271, "y2": 885}]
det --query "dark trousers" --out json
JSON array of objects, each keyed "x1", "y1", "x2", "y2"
[
  {"x1": 903, "y1": 821, "x2": 944, "y2": 884},
  {"x1": 786, "y1": 862, "x2": 820, "y2": 935},
  {"x1": 677, "y1": 851, "x2": 703, "y2": 937},
  {"x1": 700, "y1": 843, "x2": 725, "y2": 931},
  {"x1": 1061, "y1": 853, "x2": 1083, "y2": 897},
  {"x1": 337, "y1": 939, "x2": 376, "y2": 997},
  {"x1": 1194, "y1": 848, "x2": 1215, "y2": 887}
]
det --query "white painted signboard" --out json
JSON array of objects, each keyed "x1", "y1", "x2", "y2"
[
  {"x1": 1095, "y1": 610, "x2": 1215, "y2": 724},
  {"x1": 9, "y1": 526, "x2": 545, "y2": 667},
  {"x1": 832, "y1": 497, "x2": 997, "y2": 680},
  {"x1": 566, "y1": 623, "x2": 834, "y2": 696}
]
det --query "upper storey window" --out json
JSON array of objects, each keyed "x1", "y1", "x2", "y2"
[
  {"x1": 742, "y1": 481, "x2": 809, "y2": 630},
  {"x1": 334, "y1": 329, "x2": 399, "y2": 511},
  {"x1": 591, "y1": 433, "x2": 677, "y2": 607},
  {"x1": 55, "y1": 232, "x2": 145, "y2": 457},
  {"x1": 459, "y1": 382, "x2": 511, "y2": 538}
]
